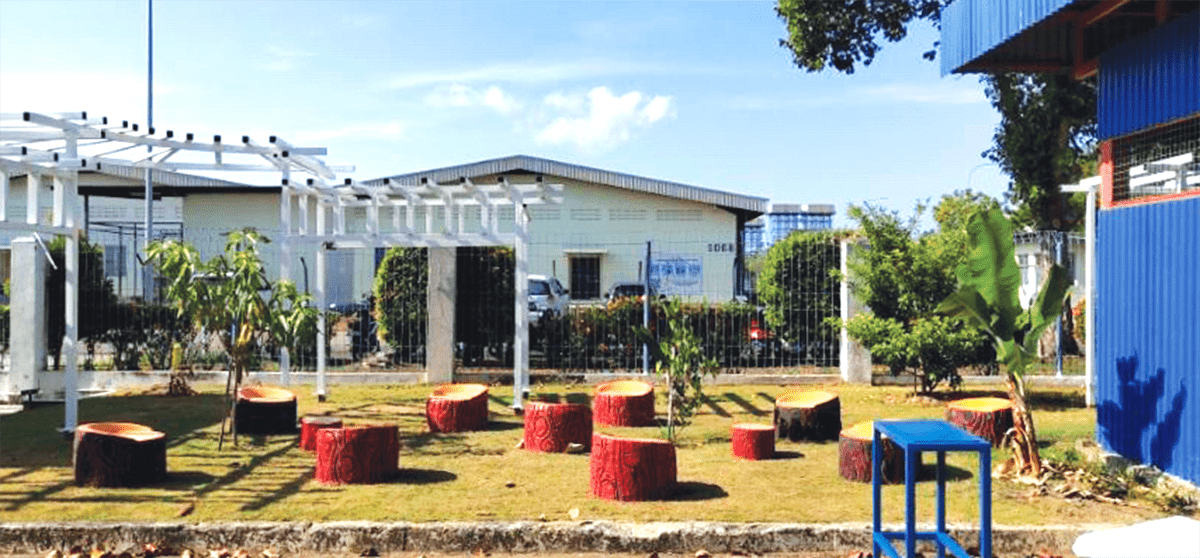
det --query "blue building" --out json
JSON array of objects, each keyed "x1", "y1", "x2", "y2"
[
  {"x1": 942, "y1": 1, "x2": 1200, "y2": 487},
  {"x1": 743, "y1": 202, "x2": 835, "y2": 254}
]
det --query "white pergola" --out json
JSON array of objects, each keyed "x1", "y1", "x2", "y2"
[
  {"x1": 0, "y1": 111, "x2": 341, "y2": 432},
  {"x1": 280, "y1": 173, "x2": 563, "y2": 410}
]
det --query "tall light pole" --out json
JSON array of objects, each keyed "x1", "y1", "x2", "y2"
[{"x1": 143, "y1": 0, "x2": 154, "y2": 301}]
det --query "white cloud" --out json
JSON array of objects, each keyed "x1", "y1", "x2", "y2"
[
  {"x1": 262, "y1": 45, "x2": 316, "y2": 72},
  {"x1": 294, "y1": 121, "x2": 406, "y2": 143},
  {"x1": 424, "y1": 84, "x2": 521, "y2": 115},
  {"x1": 535, "y1": 87, "x2": 674, "y2": 151},
  {"x1": 383, "y1": 59, "x2": 687, "y2": 90},
  {"x1": 0, "y1": 70, "x2": 181, "y2": 120}
]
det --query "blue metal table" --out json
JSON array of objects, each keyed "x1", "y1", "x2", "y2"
[{"x1": 873, "y1": 419, "x2": 992, "y2": 558}]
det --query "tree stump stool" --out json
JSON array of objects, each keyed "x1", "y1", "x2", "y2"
[
  {"x1": 73, "y1": 422, "x2": 167, "y2": 488},
  {"x1": 235, "y1": 386, "x2": 298, "y2": 435},
  {"x1": 524, "y1": 401, "x2": 593, "y2": 453},
  {"x1": 731, "y1": 423, "x2": 775, "y2": 460},
  {"x1": 946, "y1": 397, "x2": 1014, "y2": 447},
  {"x1": 839, "y1": 421, "x2": 904, "y2": 484},
  {"x1": 426, "y1": 383, "x2": 489, "y2": 433},
  {"x1": 593, "y1": 380, "x2": 655, "y2": 427},
  {"x1": 774, "y1": 390, "x2": 841, "y2": 442},
  {"x1": 590, "y1": 433, "x2": 676, "y2": 501},
  {"x1": 300, "y1": 416, "x2": 343, "y2": 451},
  {"x1": 314, "y1": 424, "x2": 400, "y2": 484}
]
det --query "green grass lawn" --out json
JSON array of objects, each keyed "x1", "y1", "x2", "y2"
[{"x1": 0, "y1": 381, "x2": 1161, "y2": 526}]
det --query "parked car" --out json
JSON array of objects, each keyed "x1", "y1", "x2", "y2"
[
  {"x1": 604, "y1": 281, "x2": 662, "y2": 303},
  {"x1": 528, "y1": 274, "x2": 569, "y2": 321}
]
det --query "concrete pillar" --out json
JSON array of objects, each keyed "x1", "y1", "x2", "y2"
[
  {"x1": 840, "y1": 239, "x2": 872, "y2": 383},
  {"x1": 10, "y1": 237, "x2": 47, "y2": 397},
  {"x1": 426, "y1": 247, "x2": 456, "y2": 384}
]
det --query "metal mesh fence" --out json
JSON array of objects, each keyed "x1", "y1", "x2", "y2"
[
  {"x1": 19, "y1": 227, "x2": 844, "y2": 375},
  {"x1": 1111, "y1": 114, "x2": 1200, "y2": 202}
]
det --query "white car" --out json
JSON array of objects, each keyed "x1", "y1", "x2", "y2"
[{"x1": 528, "y1": 274, "x2": 569, "y2": 321}]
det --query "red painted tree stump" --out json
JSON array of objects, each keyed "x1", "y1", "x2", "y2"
[
  {"x1": 73, "y1": 422, "x2": 167, "y2": 487},
  {"x1": 235, "y1": 386, "x2": 297, "y2": 435},
  {"x1": 314, "y1": 424, "x2": 400, "y2": 485},
  {"x1": 426, "y1": 383, "x2": 489, "y2": 433},
  {"x1": 300, "y1": 416, "x2": 343, "y2": 451},
  {"x1": 593, "y1": 380, "x2": 655, "y2": 427},
  {"x1": 774, "y1": 390, "x2": 841, "y2": 442},
  {"x1": 524, "y1": 401, "x2": 593, "y2": 453},
  {"x1": 946, "y1": 397, "x2": 1014, "y2": 447},
  {"x1": 731, "y1": 423, "x2": 775, "y2": 460},
  {"x1": 838, "y1": 421, "x2": 904, "y2": 484},
  {"x1": 589, "y1": 433, "x2": 677, "y2": 501}
]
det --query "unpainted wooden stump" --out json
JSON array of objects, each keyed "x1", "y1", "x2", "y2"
[
  {"x1": 235, "y1": 385, "x2": 298, "y2": 435},
  {"x1": 593, "y1": 380, "x2": 655, "y2": 427},
  {"x1": 590, "y1": 433, "x2": 676, "y2": 501},
  {"x1": 774, "y1": 390, "x2": 841, "y2": 442},
  {"x1": 946, "y1": 396, "x2": 1014, "y2": 447},
  {"x1": 426, "y1": 383, "x2": 489, "y2": 433},
  {"x1": 838, "y1": 420, "x2": 904, "y2": 484},
  {"x1": 73, "y1": 422, "x2": 167, "y2": 488},
  {"x1": 524, "y1": 401, "x2": 592, "y2": 453}
]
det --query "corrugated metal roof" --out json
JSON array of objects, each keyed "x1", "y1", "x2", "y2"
[
  {"x1": 1097, "y1": 196, "x2": 1200, "y2": 487},
  {"x1": 366, "y1": 155, "x2": 768, "y2": 214},
  {"x1": 941, "y1": 0, "x2": 1076, "y2": 75},
  {"x1": 89, "y1": 163, "x2": 250, "y2": 189},
  {"x1": 1098, "y1": 8, "x2": 1200, "y2": 139}
]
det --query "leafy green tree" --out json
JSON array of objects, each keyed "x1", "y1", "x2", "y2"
[
  {"x1": 756, "y1": 229, "x2": 842, "y2": 359},
  {"x1": 775, "y1": 0, "x2": 1097, "y2": 231},
  {"x1": 148, "y1": 228, "x2": 317, "y2": 448},
  {"x1": 938, "y1": 208, "x2": 1070, "y2": 477},
  {"x1": 842, "y1": 201, "x2": 992, "y2": 391},
  {"x1": 983, "y1": 73, "x2": 1096, "y2": 232},
  {"x1": 373, "y1": 247, "x2": 428, "y2": 362}
]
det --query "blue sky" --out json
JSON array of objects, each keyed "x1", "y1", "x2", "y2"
[{"x1": 0, "y1": 0, "x2": 1011, "y2": 228}]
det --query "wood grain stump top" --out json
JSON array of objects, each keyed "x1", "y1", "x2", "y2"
[
  {"x1": 589, "y1": 433, "x2": 676, "y2": 501},
  {"x1": 838, "y1": 420, "x2": 904, "y2": 484},
  {"x1": 524, "y1": 401, "x2": 593, "y2": 453},
  {"x1": 774, "y1": 390, "x2": 841, "y2": 442},
  {"x1": 426, "y1": 383, "x2": 489, "y2": 433},
  {"x1": 593, "y1": 380, "x2": 655, "y2": 427},
  {"x1": 300, "y1": 415, "x2": 344, "y2": 451},
  {"x1": 946, "y1": 396, "x2": 1014, "y2": 447},
  {"x1": 235, "y1": 386, "x2": 298, "y2": 435},
  {"x1": 731, "y1": 423, "x2": 775, "y2": 460},
  {"x1": 314, "y1": 424, "x2": 400, "y2": 485},
  {"x1": 73, "y1": 422, "x2": 167, "y2": 488}
]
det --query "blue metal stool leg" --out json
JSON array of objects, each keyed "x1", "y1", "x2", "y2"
[{"x1": 937, "y1": 450, "x2": 946, "y2": 558}]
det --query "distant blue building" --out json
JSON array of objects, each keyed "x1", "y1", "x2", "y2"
[
  {"x1": 943, "y1": 1, "x2": 1200, "y2": 487},
  {"x1": 743, "y1": 202, "x2": 835, "y2": 254}
]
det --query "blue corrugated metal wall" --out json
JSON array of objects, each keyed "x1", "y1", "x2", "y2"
[
  {"x1": 940, "y1": 0, "x2": 1074, "y2": 75},
  {"x1": 1098, "y1": 8, "x2": 1200, "y2": 140},
  {"x1": 1097, "y1": 197, "x2": 1200, "y2": 487}
]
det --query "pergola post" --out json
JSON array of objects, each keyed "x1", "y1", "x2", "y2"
[
  {"x1": 512, "y1": 187, "x2": 530, "y2": 411},
  {"x1": 426, "y1": 247, "x2": 456, "y2": 384}
]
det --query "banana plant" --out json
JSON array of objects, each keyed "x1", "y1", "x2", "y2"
[{"x1": 937, "y1": 208, "x2": 1070, "y2": 478}]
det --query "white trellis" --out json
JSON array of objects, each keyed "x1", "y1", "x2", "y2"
[
  {"x1": 281, "y1": 174, "x2": 563, "y2": 410},
  {"x1": 0, "y1": 111, "x2": 340, "y2": 432}
]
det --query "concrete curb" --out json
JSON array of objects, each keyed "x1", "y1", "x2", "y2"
[{"x1": 0, "y1": 521, "x2": 1099, "y2": 555}]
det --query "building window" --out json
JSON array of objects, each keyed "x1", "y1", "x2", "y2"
[{"x1": 570, "y1": 256, "x2": 601, "y2": 300}]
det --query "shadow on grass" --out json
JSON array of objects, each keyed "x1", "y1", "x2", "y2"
[
  {"x1": 915, "y1": 463, "x2": 974, "y2": 483},
  {"x1": 669, "y1": 481, "x2": 728, "y2": 501},
  {"x1": 239, "y1": 464, "x2": 313, "y2": 512},
  {"x1": 701, "y1": 395, "x2": 732, "y2": 418},
  {"x1": 397, "y1": 468, "x2": 457, "y2": 484},
  {"x1": 485, "y1": 420, "x2": 523, "y2": 432},
  {"x1": 725, "y1": 393, "x2": 770, "y2": 417},
  {"x1": 772, "y1": 450, "x2": 804, "y2": 460}
]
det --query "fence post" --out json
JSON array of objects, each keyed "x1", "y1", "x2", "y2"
[
  {"x1": 427, "y1": 247, "x2": 456, "y2": 385},
  {"x1": 840, "y1": 239, "x2": 871, "y2": 383},
  {"x1": 9, "y1": 238, "x2": 47, "y2": 400}
]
